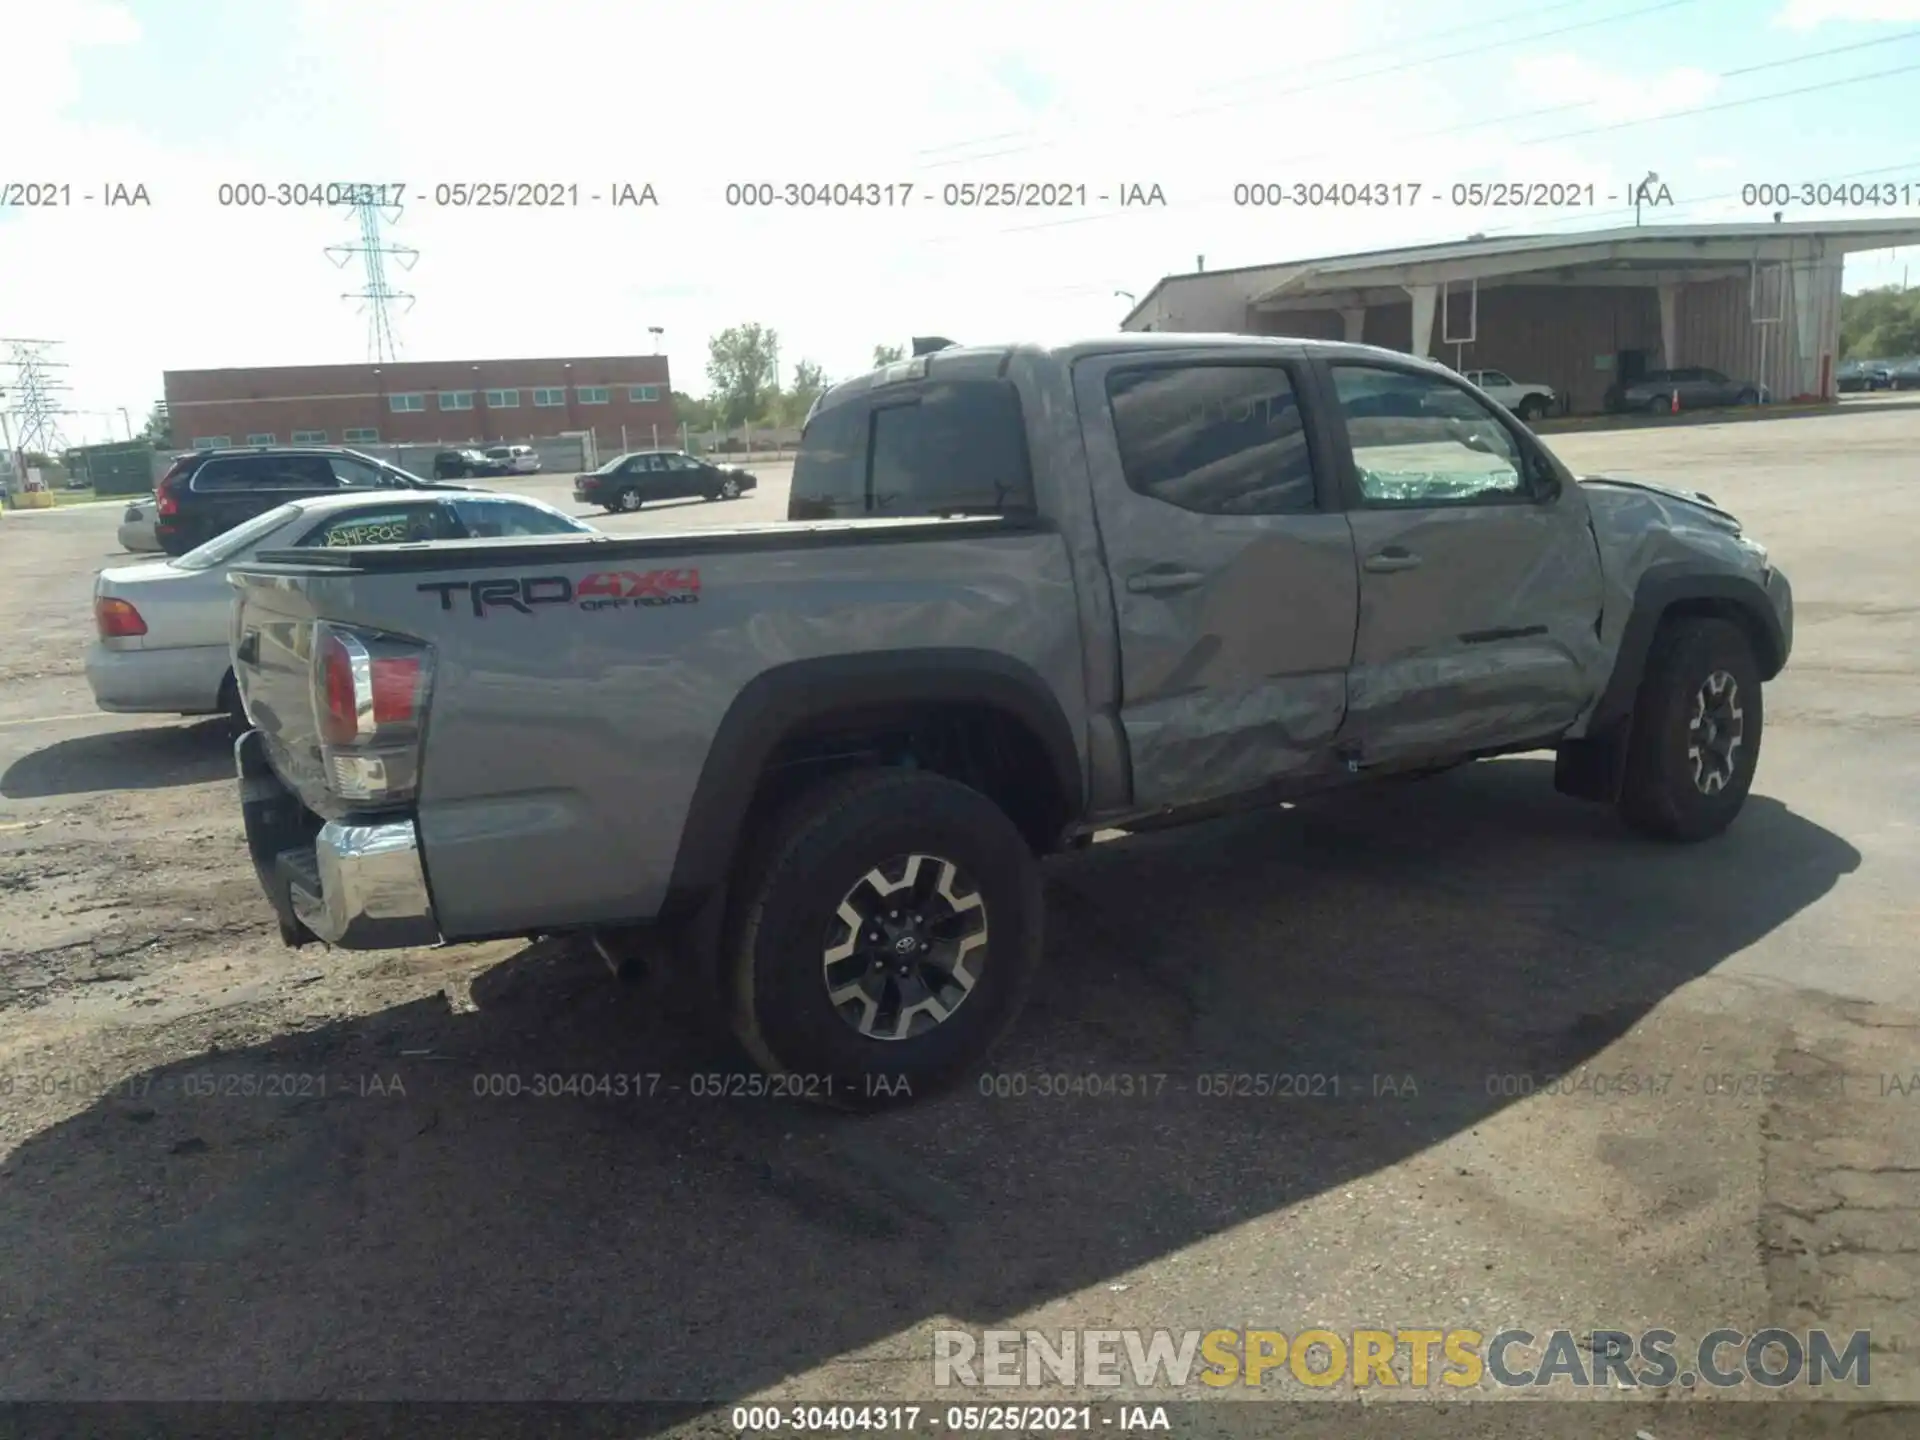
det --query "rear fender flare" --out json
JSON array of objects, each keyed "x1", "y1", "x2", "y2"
[{"x1": 661, "y1": 649, "x2": 1083, "y2": 918}]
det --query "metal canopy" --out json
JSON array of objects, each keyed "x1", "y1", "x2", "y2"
[{"x1": 1126, "y1": 219, "x2": 1920, "y2": 325}]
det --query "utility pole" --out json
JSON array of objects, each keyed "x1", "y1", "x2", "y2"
[
  {"x1": 0, "y1": 339, "x2": 72, "y2": 456},
  {"x1": 326, "y1": 196, "x2": 418, "y2": 362},
  {"x1": 0, "y1": 389, "x2": 18, "y2": 507}
]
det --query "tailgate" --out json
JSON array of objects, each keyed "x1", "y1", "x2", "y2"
[{"x1": 229, "y1": 567, "x2": 337, "y2": 813}]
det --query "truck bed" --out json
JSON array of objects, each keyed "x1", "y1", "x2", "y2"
[{"x1": 229, "y1": 512, "x2": 1089, "y2": 942}]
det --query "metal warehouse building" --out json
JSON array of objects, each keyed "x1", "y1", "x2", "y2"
[
  {"x1": 1121, "y1": 219, "x2": 1920, "y2": 414},
  {"x1": 162, "y1": 354, "x2": 673, "y2": 455}
]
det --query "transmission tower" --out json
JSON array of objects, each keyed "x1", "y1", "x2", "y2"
[
  {"x1": 325, "y1": 195, "x2": 418, "y2": 363},
  {"x1": 0, "y1": 339, "x2": 73, "y2": 454}
]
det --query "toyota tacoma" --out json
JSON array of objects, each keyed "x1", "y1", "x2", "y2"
[{"x1": 226, "y1": 335, "x2": 1793, "y2": 1107}]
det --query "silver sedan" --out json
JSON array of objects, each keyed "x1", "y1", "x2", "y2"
[
  {"x1": 86, "y1": 488, "x2": 595, "y2": 719},
  {"x1": 117, "y1": 497, "x2": 162, "y2": 553}
]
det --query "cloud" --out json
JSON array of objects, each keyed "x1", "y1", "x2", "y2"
[
  {"x1": 3, "y1": 0, "x2": 141, "y2": 127},
  {"x1": 1774, "y1": 0, "x2": 1920, "y2": 26}
]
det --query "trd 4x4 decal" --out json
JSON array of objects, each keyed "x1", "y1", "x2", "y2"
[{"x1": 418, "y1": 568, "x2": 701, "y2": 617}]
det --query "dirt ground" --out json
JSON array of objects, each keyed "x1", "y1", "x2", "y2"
[{"x1": 1, "y1": 420, "x2": 1917, "y2": 1431}]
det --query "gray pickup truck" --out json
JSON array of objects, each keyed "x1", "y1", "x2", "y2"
[{"x1": 228, "y1": 335, "x2": 1792, "y2": 1106}]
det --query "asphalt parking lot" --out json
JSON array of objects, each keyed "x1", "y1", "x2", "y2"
[{"x1": 1, "y1": 414, "x2": 1916, "y2": 1429}]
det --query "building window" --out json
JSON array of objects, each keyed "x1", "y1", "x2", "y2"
[
  {"x1": 389, "y1": 393, "x2": 425, "y2": 412},
  {"x1": 578, "y1": 386, "x2": 610, "y2": 404},
  {"x1": 629, "y1": 384, "x2": 661, "y2": 403},
  {"x1": 485, "y1": 389, "x2": 519, "y2": 408},
  {"x1": 192, "y1": 436, "x2": 231, "y2": 450},
  {"x1": 343, "y1": 427, "x2": 379, "y2": 443},
  {"x1": 533, "y1": 387, "x2": 567, "y2": 407},
  {"x1": 439, "y1": 391, "x2": 475, "y2": 411},
  {"x1": 246, "y1": 433, "x2": 276, "y2": 446},
  {"x1": 291, "y1": 429, "x2": 328, "y2": 444}
]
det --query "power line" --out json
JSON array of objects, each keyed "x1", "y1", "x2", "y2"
[
  {"x1": 915, "y1": 51, "x2": 1920, "y2": 250},
  {"x1": 913, "y1": 0, "x2": 1625, "y2": 163},
  {"x1": 1403, "y1": 28, "x2": 1920, "y2": 153}
]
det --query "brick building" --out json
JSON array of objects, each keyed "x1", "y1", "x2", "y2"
[{"x1": 163, "y1": 355, "x2": 674, "y2": 452}]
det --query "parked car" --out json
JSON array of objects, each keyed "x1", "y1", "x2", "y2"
[
  {"x1": 485, "y1": 443, "x2": 541, "y2": 474},
  {"x1": 117, "y1": 497, "x2": 162, "y2": 553},
  {"x1": 152, "y1": 446, "x2": 481, "y2": 556},
  {"x1": 571, "y1": 449, "x2": 756, "y2": 512},
  {"x1": 1885, "y1": 358, "x2": 1920, "y2": 390},
  {"x1": 432, "y1": 448, "x2": 509, "y2": 480},
  {"x1": 1460, "y1": 369, "x2": 1556, "y2": 421},
  {"x1": 228, "y1": 335, "x2": 1792, "y2": 1107},
  {"x1": 1605, "y1": 367, "x2": 1763, "y2": 413},
  {"x1": 1837, "y1": 360, "x2": 1893, "y2": 393},
  {"x1": 88, "y1": 490, "x2": 594, "y2": 722}
]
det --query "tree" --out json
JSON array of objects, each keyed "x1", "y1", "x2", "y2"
[
  {"x1": 706, "y1": 323, "x2": 780, "y2": 428},
  {"x1": 139, "y1": 401, "x2": 171, "y2": 446},
  {"x1": 787, "y1": 359, "x2": 828, "y2": 423},
  {"x1": 1840, "y1": 285, "x2": 1920, "y2": 360},
  {"x1": 671, "y1": 389, "x2": 718, "y2": 432},
  {"x1": 872, "y1": 343, "x2": 904, "y2": 367}
]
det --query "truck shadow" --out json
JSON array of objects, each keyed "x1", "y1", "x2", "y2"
[
  {"x1": 0, "y1": 758, "x2": 1860, "y2": 1409},
  {"x1": 1, "y1": 718, "x2": 236, "y2": 799}
]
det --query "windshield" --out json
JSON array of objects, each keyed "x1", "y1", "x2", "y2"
[{"x1": 172, "y1": 503, "x2": 302, "y2": 570}]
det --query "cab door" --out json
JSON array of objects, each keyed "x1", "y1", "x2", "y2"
[
  {"x1": 1317, "y1": 357, "x2": 1606, "y2": 767},
  {"x1": 1071, "y1": 347, "x2": 1360, "y2": 809}
]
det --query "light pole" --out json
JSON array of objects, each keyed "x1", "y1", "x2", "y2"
[
  {"x1": 118, "y1": 407, "x2": 133, "y2": 441},
  {"x1": 1634, "y1": 171, "x2": 1660, "y2": 227}
]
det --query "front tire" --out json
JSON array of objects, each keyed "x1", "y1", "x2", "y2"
[
  {"x1": 1617, "y1": 617, "x2": 1763, "y2": 842},
  {"x1": 719, "y1": 476, "x2": 743, "y2": 500},
  {"x1": 725, "y1": 769, "x2": 1043, "y2": 1110},
  {"x1": 1516, "y1": 397, "x2": 1547, "y2": 422}
]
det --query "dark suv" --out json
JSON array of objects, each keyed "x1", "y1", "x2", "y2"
[
  {"x1": 431, "y1": 448, "x2": 510, "y2": 480},
  {"x1": 153, "y1": 447, "x2": 479, "y2": 556}
]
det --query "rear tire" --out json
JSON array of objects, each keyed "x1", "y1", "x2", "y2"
[
  {"x1": 1617, "y1": 617, "x2": 1763, "y2": 842},
  {"x1": 725, "y1": 768, "x2": 1043, "y2": 1110},
  {"x1": 615, "y1": 488, "x2": 643, "y2": 512}
]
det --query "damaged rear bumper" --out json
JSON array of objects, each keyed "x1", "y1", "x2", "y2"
[{"x1": 235, "y1": 729, "x2": 441, "y2": 949}]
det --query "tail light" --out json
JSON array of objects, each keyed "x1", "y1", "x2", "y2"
[
  {"x1": 95, "y1": 596, "x2": 147, "y2": 638},
  {"x1": 154, "y1": 463, "x2": 188, "y2": 518},
  {"x1": 310, "y1": 621, "x2": 435, "y2": 808}
]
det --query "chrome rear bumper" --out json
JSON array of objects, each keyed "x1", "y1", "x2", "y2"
[{"x1": 236, "y1": 729, "x2": 441, "y2": 949}]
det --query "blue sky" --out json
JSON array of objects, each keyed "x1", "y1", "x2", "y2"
[{"x1": 5, "y1": 0, "x2": 1920, "y2": 437}]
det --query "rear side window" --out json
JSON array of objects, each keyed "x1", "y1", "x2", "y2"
[
  {"x1": 449, "y1": 498, "x2": 588, "y2": 537},
  {"x1": 299, "y1": 505, "x2": 453, "y2": 547},
  {"x1": 790, "y1": 381, "x2": 1034, "y2": 520},
  {"x1": 195, "y1": 455, "x2": 337, "y2": 491},
  {"x1": 1105, "y1": 364, "x2": 1317, "y2": 516},
  {"x1": 790, "y1": 401, "x2": 867, "y2": 519}
]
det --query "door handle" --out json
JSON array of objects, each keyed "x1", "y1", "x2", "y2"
[
  {"x1": 1126, "y1": 569, "x2": 1206, "y2": 595},
  {"x1": 1363, "y1": 546, "x2": 1422, "y2": 573}
]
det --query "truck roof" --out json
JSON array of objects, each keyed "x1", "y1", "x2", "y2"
[{"x1": 813, "y1": 334, "x2": 1455, "y2": 418}]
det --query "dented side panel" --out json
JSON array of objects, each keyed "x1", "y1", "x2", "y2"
[
  {"x1": 1342, "y1": 493, "x2": 1608, "y2": 763},
  {"x1": 1069, "y1": 347, "x2": 1361, "y2": 810}
]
